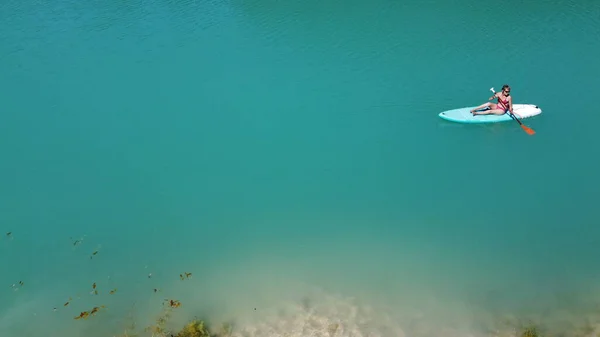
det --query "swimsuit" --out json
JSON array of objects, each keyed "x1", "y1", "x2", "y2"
[{"x1": 497, "y1": 96, "x2": 509, "y2": 112}]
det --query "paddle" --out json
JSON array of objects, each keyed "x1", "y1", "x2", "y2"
[{"x1": 489, "y1": 87, "x2": 536, "y2": 135}]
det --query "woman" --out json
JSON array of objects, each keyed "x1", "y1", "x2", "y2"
[{"x1": 470, "y1": 84, "x2": 514, "y2": 116}]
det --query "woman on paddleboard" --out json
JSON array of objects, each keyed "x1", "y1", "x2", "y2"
[{"x1": 471, "y1": 84, "x2": 516, "y2": 116}]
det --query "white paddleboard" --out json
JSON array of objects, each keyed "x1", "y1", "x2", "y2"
[{"x1": 438, "y1": 104, "x2": 542, "y2": 124}]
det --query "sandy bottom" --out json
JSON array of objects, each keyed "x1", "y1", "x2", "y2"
[
  {"x1": 225, "y1": 290, "x2": 450, "y2": 337},
  {"x1": 4, "y1": 283, "x2": 600, "y2": 337},
  {"x1": 206, "y1": 289, "x2": 600, "y2": 337},
  {"x1": 4, "y1": 255, "x2": 600, "y2": 337}
]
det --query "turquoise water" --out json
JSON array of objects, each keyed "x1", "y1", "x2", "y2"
[{"x1": 2, "y1": 0, "x2": 600, "y2": 336}]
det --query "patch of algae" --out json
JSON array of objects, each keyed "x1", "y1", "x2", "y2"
[
  {"x1": 174, "y1": 320, "x2": 233, "y2": 337},
  {"x1": 487, "y1": 313, "x2": 600, "y2": 337},
  {"x1": 114, "y1": 304, "x2": 233, "y2": 337},
  {"x1": 520, "y1": 325, "x2": 539, "y2": 337}
]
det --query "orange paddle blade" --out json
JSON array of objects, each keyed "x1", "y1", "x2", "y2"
[{"x1": 521, "y1": 125, "x2": 535, "y2": 135}]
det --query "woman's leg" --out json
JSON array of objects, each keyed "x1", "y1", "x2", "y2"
[
  {"x1": 470, "y1": 102, "x2": 495, "y2": 113},
  {"x1": 474, "y1": 108, "x2": 506, "y2": 116}
]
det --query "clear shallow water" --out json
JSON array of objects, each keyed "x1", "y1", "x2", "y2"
[{"x1": 1, "y1": 0, "x2": 600, "y2": 336}]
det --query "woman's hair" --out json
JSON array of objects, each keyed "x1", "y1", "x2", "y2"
[{"x1": 502, "y1": 84, "x2": 510, "y2": 91}]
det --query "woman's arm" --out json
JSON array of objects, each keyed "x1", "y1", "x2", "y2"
[
  {"x1": 508, "y1": 96, "x2": 520, "y2": 117},
  {"x1": 488, "y1": 92, "x2": 498, "y2": 101}
]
